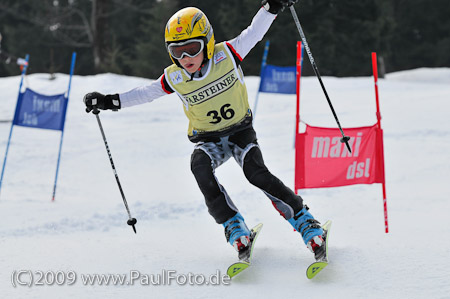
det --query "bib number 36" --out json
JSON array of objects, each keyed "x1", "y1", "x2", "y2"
[{"x1": 207, "y1": 104, "x2": 235, "y2": 124}]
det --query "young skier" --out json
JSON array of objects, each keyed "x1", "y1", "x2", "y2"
[{"x1": 84, "y1": 0, "x2": 326, "y2": 260}]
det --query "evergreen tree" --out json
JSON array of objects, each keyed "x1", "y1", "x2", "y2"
[
  {"x1": 0, "y1": 0, "x2": 448, "y2": 77},
  {"x1": 389, "y1": 0, "x2": 450, "y2": 71},
  {"x1": 127, "y1": 0, "x2": 177, "y2": 79}
]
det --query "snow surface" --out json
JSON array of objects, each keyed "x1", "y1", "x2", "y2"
[{"x1": 1, "y1": 68, "x2": 450, "y2": 298}]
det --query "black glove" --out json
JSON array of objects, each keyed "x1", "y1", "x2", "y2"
[
  {"x1": 83, "y1": 92, "x2": 121, "y2": 113},
  {"x1": 262, "y1": 0, "x2": 298, "y2": 14}
]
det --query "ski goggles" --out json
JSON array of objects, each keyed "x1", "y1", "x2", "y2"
[{"x1": 168, "y1": 39, "x2": 204, "y2": 60}]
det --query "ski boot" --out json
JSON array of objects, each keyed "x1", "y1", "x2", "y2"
[
  {"x1": 223, "y1": 212, "x2": 251, "y2": 259},
  {"x1": 288, "y1": 205, "x2": 326, "y2": 260}
]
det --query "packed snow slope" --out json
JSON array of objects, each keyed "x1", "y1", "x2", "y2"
[{"x1": 0, "y1": 68, "x2": 449, "y2": 299}]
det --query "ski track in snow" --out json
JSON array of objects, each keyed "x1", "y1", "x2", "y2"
[{"x1": 1, "y1": 69, "x2": 450, "y2": 298}]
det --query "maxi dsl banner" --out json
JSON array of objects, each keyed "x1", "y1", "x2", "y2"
[
  {"x1": 295, "y1": 124, "x2": 385, "y2": 189},
  {"x1": 13, "y1": 88, "x2": 68, "y2": 131},
  {"x1": 259, "y1": 65, "x2": 296, "y2": 94}
]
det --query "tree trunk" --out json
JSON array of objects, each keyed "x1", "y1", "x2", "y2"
[{"x1": 91, "y1": 0, "x2": 110, "y2": 72}]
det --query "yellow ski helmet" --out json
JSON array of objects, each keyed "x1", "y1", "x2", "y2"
[{"x1": 165, "y1": 7, "x2": 215, "y2": 66}]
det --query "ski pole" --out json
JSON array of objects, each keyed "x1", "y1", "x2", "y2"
[
  {"x1": 289, "y1": 5, "x2": 352, "y2": 153},
  {"x1": 92, "y1": 108, "x2": 137, "y2": 233}
]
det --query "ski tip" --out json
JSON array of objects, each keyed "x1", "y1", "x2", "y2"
[
  {"x1": 322, "y1": 220, "x2": 332, "y2": 230},
  {"x1": 306, "y1": 261, "x2": 328, "y2": 279},
  {"x1": 252, "y1": 223, "x2": 263, "y2": 231},
  {"x1": 227, "y1": 262, "x2": 250, "y2": 278}
]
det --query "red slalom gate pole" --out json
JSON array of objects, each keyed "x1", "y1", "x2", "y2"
[
  {"x1": 294, "y1": 41, "x2": 304, "y2": 194},
  {"x1": 372, "y1": 53, "x2": 382, "y2": 129},
  {"x1": 372, "y1": 52, "x2": 389, "y2": 233}
]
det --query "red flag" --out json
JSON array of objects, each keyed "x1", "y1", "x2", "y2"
[{"x1": 295, "y1": 124, "x2": 385, "y2": 190}]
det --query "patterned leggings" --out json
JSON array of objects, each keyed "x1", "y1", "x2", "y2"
[{"x1": 190, "y1": 127, "x2": 303, "y2": 224}]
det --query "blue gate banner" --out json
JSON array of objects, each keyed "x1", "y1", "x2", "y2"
[
  {"x1": 259, "y1": 64, "x2": 296, "y2": 94},
  {"x1": 13, "y1": 88, "x2": 68, "y2": 131}
]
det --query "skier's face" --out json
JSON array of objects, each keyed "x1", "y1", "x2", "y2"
[{"x1": 178, "y1": 51, "x2": 204, "y2": 74}]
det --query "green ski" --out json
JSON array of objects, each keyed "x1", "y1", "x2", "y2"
[
  {"x1": 227, "y1": 223, "x2": 263, "y2": 278},
  {"x1": 306, "y1": 220, "x2": 332, "y2": 279}
]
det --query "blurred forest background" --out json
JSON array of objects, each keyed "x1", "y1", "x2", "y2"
[{"x1": 0, "y1": 0, "x2": 449, "y2": 78}]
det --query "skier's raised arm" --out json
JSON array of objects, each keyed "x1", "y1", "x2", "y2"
[{"x1": 225, "y1": 7, "x2": 277, "y2": 62}]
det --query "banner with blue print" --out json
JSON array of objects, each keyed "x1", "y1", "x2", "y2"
[
  {"x1": 0, "y1": 52, "x2": 77, "y2": 201},
  {"x1": 13, "y1": 88, "x2": 68, "y2": 131},
  {"x1": 259, "y1": 65, "x2": 296, "y2": 94}
]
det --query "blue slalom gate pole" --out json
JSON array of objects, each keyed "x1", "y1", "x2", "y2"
[
  {"x1": 0, "y1": 54, "x2": 29, "y2": 198},
  {"x1": 52, "y1": 52, "x2": 76, "y2": 201},
  {"x1": 253, "y1": 40, "x2": 270, "y2": 119}
]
